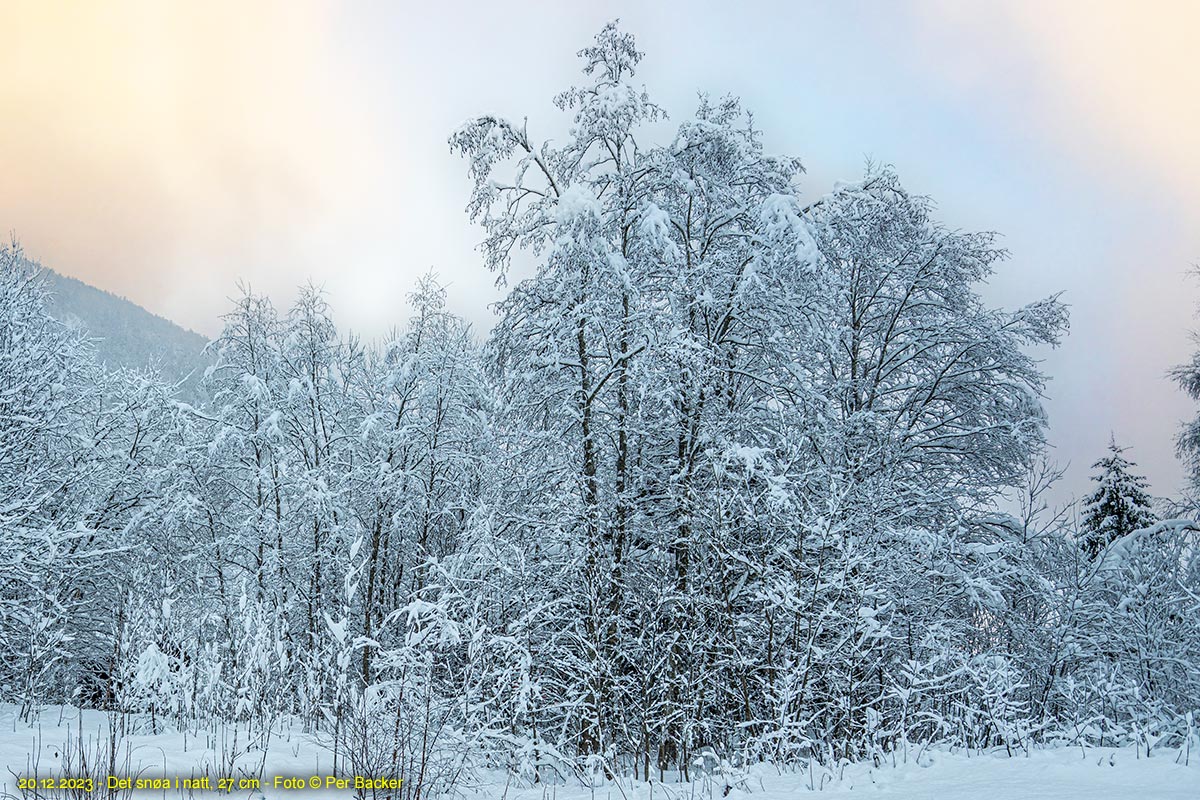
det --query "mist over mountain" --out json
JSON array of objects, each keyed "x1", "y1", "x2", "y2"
[{"x1": 38, "y1": 265, "x2": 210, "y2": 399}]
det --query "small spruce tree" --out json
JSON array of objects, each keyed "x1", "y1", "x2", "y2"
[{"x1": 1080, "y1": 438, "x2": 1156, "y2": 559}]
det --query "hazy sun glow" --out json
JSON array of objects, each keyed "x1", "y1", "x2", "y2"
[{"x1": 1, "y1": 0, "x2": 387, "y2": 326}]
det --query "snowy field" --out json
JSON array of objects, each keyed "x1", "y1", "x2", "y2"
[{"x1": 0, "y1": 706, "x2": 1195, "y2": 800}]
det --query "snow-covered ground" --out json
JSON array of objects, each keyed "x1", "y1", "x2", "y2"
[
  {"x1": 1, "y1": 706, "x2": 1195, "y2": 799},
  {"x1": 462, "y1": 750, "x2": 1200, "y2": 800}
]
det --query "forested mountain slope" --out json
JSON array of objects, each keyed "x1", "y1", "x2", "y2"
[{"x1": 38, "y1": 264, "x2": 209, "y2": 397}]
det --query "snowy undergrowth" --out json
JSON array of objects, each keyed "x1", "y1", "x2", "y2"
[
  {"x1": 462, "y1": 747, "x2": 1199, "y2": 800},
  {"x1": 0, "y1": 706, "x2": 1195, "y2": 800}
]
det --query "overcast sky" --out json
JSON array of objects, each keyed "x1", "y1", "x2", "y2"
[{"x1": 2, "y1": 0, "x2": 1198, "y2": 504}]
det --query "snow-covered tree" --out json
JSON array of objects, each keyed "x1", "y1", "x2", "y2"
[
  {"x1": 1080, "y1": 439, "x2": 1156, "y2": 559},
  {"x1": 0, "y1": 242, "x2": 121, "y2": 716},
  {"x1": 450, "y1": 21, "x2": 1069, "y2": 774},
  {"x1": 352, "y1": 273, "x2": 488, "y2": 684}
]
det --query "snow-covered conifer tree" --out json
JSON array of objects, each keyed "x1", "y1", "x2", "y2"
[{"x1": 1080, "y1": 439, "x2": 1156, "y2": 559}]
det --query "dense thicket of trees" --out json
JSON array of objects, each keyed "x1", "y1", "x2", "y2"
[{"x1": 1, "y1": 24, "x2": 1198, "y2": 789}]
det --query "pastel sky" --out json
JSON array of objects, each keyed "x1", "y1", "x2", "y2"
[{"x1": 2, "y1": 0, "x2": 1198, "y2": 505}]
